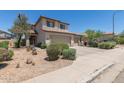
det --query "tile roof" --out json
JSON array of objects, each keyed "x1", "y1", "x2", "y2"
[
  {"x1": 42, "y1": 30, "x2": 81, "y2": 36},
  {"x1": 35, "y1": 16, "x2": 69, "y2": 26}
]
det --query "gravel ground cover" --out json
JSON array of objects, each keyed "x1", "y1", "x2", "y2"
[{"x1": 0, "y1": 48, "x2": 73, "y2": 83}]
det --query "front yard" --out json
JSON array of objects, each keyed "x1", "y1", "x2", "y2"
[
  {"x1": 0, "y1": 39, "x2": 122, "y2": 83},
  {"x1": 0, "y1": 48, "x2": 73, "y2": 83}
]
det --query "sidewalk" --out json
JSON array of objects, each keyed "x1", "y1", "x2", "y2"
[{"x1": 23, "y1": 47, "x2": 124, "y2": 83}]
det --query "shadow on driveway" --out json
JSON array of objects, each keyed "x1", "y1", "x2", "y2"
[{"x1": 0, "y1": 63, "x2": 8, "y2": 70}]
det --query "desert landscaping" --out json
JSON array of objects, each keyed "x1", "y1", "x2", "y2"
[{"x1": 0, "y1": 47, "x2": 73, "y2": 83}]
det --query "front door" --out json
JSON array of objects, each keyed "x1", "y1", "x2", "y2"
[{"x1": 29, "y1": 36, "x2": 37, "y2": 45}]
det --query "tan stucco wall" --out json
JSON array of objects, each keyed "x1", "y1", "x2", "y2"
[
  {"x1": 73, "y1": 35, "x2": 81, "y2": 46},
  {"x1": 35, "y1": 19, "x2": 45, "y2": 44},
  {"x1": 34, "y1": 17, "x2": 81, "y2": 46},
  {"x1": 35, "y1": 17, "x2": 70, "y2": 44},
  {"x1": 37, "y1": 31, "x2": 45, "y2": 44},
  {"x1": 41, "y1": 17, "x2": 68, "y2": 32}
]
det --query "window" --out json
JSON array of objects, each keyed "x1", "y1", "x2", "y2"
[
  {"x1": 47, "y1": 21, "x2": 54, "y2": 27},
  {"x1": 60, "y1": 24, "x2": 66, "y2": 29}
]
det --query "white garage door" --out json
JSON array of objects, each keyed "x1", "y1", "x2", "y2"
[{"x1": 50, "y1": 35, "x2": 71, "y2": 45}]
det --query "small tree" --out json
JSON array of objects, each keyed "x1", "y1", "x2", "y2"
[
  {"x1": 85, "y1": 29, "x2": 103, "y2": 41},
  {"x1": 9, "y1": 14, "x2": 31, "y2": 48},
  {"x1": 85, "y1": 29, "x2": 95, "y2": 41},
  {"x1": 94, "y1": 30, "x2": 104, "y2": 39}
]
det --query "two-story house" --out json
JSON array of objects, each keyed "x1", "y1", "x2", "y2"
[{"x1": 30, "y1": 16, "x2": 81, "y2": 46}]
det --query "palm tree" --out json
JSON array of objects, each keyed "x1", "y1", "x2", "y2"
[{"x1": 9, "y1": 14, "x2": 31, "y2": 48}]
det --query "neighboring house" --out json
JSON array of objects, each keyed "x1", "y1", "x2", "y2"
[
  {"x1": 0, "y1": 30, "x2": 12, "y2": 39},
  {"x1": 97, "y1": 32, "x2": 114, "y2": 42},
  {"x1": 30, "y1": 16, "x2": 81, "y2": 46}
]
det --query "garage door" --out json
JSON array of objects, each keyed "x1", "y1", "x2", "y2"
[{"x1": 50, "y1": 35, "x2": 71, "y2": 45}]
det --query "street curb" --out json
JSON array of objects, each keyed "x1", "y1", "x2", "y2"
[{"x1": 80, "y1": 63, "x2": 114, "y2": 83}]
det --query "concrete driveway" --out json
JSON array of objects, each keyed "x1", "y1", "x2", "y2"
[
  {"x1": 23, "y1": 46, "x2": 124, "y2": 83},
  {"x1": 74, "y1": 46, "x2": 107, "y2": 57}
]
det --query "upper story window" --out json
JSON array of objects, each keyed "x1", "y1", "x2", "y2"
[
  {"x1": 60, "y1": 24, "x2": 66, "y2": 29},
  {"x1": 47, "y1": 21, "x2": 54, "y2": 27}
]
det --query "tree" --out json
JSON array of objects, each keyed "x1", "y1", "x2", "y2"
[
  {"x1": 9, "y1": 14, "x2": 31, "y2": 48},
  {"x1": 85, "y1": 29, "x2": 95, "y2": 41},
  {"x1": 94, "y1": 30, "x2": 104, "y2": 38},
  {"x1": 85, "y1": 29, "x2": 103, "y2": 41}
]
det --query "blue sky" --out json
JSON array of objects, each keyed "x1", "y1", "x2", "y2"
[{"x1": 0, "y1": 10, "x2": 124, "y2": 34}]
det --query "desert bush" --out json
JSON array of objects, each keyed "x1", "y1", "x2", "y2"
[
  {"x1": 36, "y1": 43, "x2": 42, "y2": 47},
  {"x1": 59, "y1": 43, "x2": 69, "y2": 50},
  {"x1": 41, "y1": 43, "x2": 47, "y2": 49},
  {"x1": 55, "y1": 43, "x2": 69, "y2": 55},
  {"x1": 36, "y1": 43, "x2": 47, "y2": 49},
  {"x1": 88, "y1": 41, "x2": 98, "y2": 47},
  {"x1": 62, "y1": 48, "x2": 76, "y2": 60},
  {"x1": 8, "y1": 50, "x2": 14, "y2": 59},
  {"x1": 119, "y1": 38, "x2": 124, "y2": 44},
  {"x1": 14, "y1": 41, "x2": 18, "y2": 48},
  {"x1": 0, "y1": 48, "x2": 14, "y2": 61},
  {"x1": 114, "y1": 37, "x2": 124, "y2": 44},
  {"x1": 0, "y1": 48, "x2": 8, "y2": 61},
  {"x1": 46, "y1": 44, "x2": 60, "y2": 61},
  {"x1": 0, "y1": 41, "x2": 9, "y2": 49},
  {"x1": 98, "y1": 41, "x2": 116, "y2": 49}
]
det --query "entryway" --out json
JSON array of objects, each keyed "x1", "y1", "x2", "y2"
[{"x1": 29, "y1": 36, "x2": 37, "y2": 45}]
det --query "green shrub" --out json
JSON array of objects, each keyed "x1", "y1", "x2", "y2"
[
  {"x1": 8, "y1": 50, "x2": 14, "y2": 59},
  {"x1": 0, "y1": 48, "x2": 14, "y2": 61},
  {"x1": 0, "y1": 48, "x2": 8, "y2": 61},
  {"x1": 41, "y1": 43, "x2": 47, "y2": 49},
  {"x1": 56, "y1": 43, "x2": 69, "y2": 54},
  {"x1": 46, "y1": 44, "x2": 60, "y2": 61},
  {"x1": 36, "y1": 43, "x2": 47, "y2": 49},
  {"x1": 119, "y1": 38, "x2": 124, "y2": 44},
  {"x1": 114, "y1": 37, "x2": 124, "y2": 44},
  {"x1": 0, "y1": 41, "x2": 9, "y2": 49},
  {"x1": 88, "y1": 41, "x2": 98, "y2": 47},
  {"x1": 98, "y1": 41, "x2": 116, "y2": 49},
  {"x1": 59, "y1": 43, "x2": 69, "y2": 50},
  {"x1": 14, "y1": 41, "x2": 18, "y2": 48},
  {"x1": 62, "y1": 48, "x2": 76, "y2": 60},
  {"x1": 36, "y1": 43, "x2": 42, "y2": 47}
]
